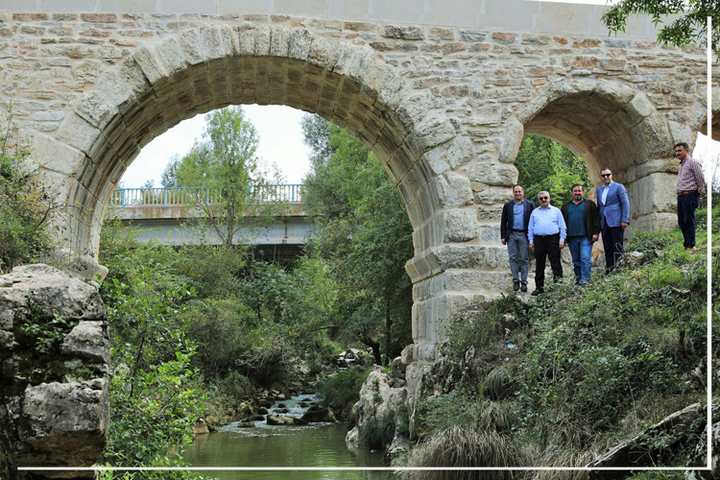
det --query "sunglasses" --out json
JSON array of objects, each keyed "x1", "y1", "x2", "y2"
[
  {"x1": 539, "y1": 197, "x2": 549, "y2": 200},
  {"x1": 601, "y1": 173, "x2": 612, "y2": 177}
]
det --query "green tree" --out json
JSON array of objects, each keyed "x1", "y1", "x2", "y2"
[
  {"x1": 0, "y1": 138, "x2": 54, "y2": 272},
  {"x1": 515, "y1": 134, "x2": 590, "y2": 206},
  {"x1": 167, "y1": 107, "x2": 265, "y2": 247},
  {"x1": 602, "y1": 1, "x2": 720, "y2": 52},
  {"x1": 302, "y1": 115, "x2": 413, "y2": 365}
]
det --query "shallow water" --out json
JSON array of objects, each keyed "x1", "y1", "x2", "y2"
[{"x1": 182, "y1": 394, "x2": 392, "y2": 480}]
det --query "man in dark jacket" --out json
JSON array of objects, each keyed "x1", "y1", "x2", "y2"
[
  {"x1": 500, "y1": 185, "x2": 534, "y2": 292},
  {"x1": 561, "y1": 184, "x2": 600, "y2": 285}
]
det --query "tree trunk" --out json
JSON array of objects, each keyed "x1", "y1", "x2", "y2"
[
  {"x1": 361, "y1": 334, "x2": 382, "y2": 365},
  {"x1": 384, "y1": 295, "x2": 392, "y2": 366}
]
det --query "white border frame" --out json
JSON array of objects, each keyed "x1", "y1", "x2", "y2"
[{"x1": 17, "y1": 15, "x2": 716, "y2": 478}]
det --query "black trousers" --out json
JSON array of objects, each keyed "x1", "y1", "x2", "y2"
[
  {"x1": 677, "y1": 192, "x2": 699, "y2": 248},
  {"x1": 534, "y1": 234, "x2": 562, "y2": 290},
  {"x1": 602, "y1": 225, "x2": 624, "y2": 272}
]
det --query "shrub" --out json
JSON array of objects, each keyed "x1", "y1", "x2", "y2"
[
  {"x1": 484, "y1": 366, "x2": 515, "y2": 401},
  {"x1": 415, "y1": 391, "x2": 517, "y2": 439},
  {"x1": 0, "y1": 140, "x2": 54, "y2": 272},
  {"x1": 318, "y1": 366, "x2": 372, "y2": 420},
  {"x1": 408, "y1": 426, "x2": 528, "y2": 479}
]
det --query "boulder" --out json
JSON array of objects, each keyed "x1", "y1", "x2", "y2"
[
  {"x1": 18, "y1": 379, "x2": 108, "y2": 467},
  {"x1": 266, "y1": 414, "x2": 306, "y2": 426},
  {"x1": 352, "y1": 367, "x2": 409, "y2": 451},
  {"x1": 61, "y1": 321, "x2": 109, "y2": 364},
  {"x1": 300, "y1": 405, "x2": 337, "y2": 423},
  {"x1": 0, "y1": 264, "x2": 109, "y2": 477},
  {"x1": 275, "y1": 408, "x2": 289, "y2": 414},
  {"x1": 192, "y1": 418, "x2": 209, "y2": 435}
]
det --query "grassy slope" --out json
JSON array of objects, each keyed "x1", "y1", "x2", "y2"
[{"x1": 412, "y1": 209, "x2": 718, "y2": 471}]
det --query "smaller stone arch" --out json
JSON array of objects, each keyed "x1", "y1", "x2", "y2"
[{"x1": 508, "y1": 78, "x2": 677, "y2": 232}]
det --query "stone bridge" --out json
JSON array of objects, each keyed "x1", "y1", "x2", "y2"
[{"x1": 0, "y1": 0, "x2": 716, "y2": 363}]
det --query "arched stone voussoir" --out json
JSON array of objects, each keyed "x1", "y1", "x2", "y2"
[
  {"x1": 29, "y1": 131, "x2": 89, "y2": 178},
  {"x1": 516, "y1": 78, "x2": 639, "y2": 125},
  {"x1": 73, "y1": 60, "x2": 152, "y2": 131},
  {"x1": 54, "y1": 112, "x2": 102, "y2": 158},
  {"x1": 177, "y1": 25, "x2": 239, "y2": 66}
]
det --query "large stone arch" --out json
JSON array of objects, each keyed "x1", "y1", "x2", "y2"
[
  {"x1": 507, "y1": 78, "x2": 677, "y2": 231},
  {"x1": 29, "y1": 24, "x2": 475, "y2": 361}
]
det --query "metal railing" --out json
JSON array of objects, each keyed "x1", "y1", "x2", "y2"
[{"x1": 109, "y1": 184, "x2": 303, "y2": 207}]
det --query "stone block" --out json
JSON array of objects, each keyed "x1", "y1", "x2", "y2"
[
  {"x1": 19, "y1": 379, "x2": 107, "y2": 466},
  {"x1": 30, "y1": 133, "x2": 88, "y2": 177},
  {"x1": 626, "y1": 172, "x2": 676, "y2": 218},
  {"x1": 422, "y1": 135, "x2": 474, "y2": 174},
  {"x1": 408, "y1": 111, "x2": 456, "y2": 151},
  {"x1": 54, "y1": 113, "x2": 101, "y2": 157},
  {"x1": 631, "y1": 212, "x2": 677, "y2": 233},
  {"x1": 498, "y1": 116, "x2": 524, "y2": 163},
  {"x1": 442, "y1": 208, "x2": 478, "y2": 242},
  {"x1": 461, "y1": 159, "x2": 517, "y2": 187},
  {"x1": 473, "y1": 184, "x2": 509, "y2": 205},
  {"x1": 61, "y1": 321, "x2": 109, "y2": 364},
  {"x1": 274, "y1": 0, "x2": 328, "y2": 17},
  {"x1": 39, "y1": 0, "x2": 96, "y2": 12},
  {"x1": 624, "y1": 157, "x2": 677, "y2": 183},
  {"x1": 434, "y1": 172, "x2": 473, "y2": 208},
  {"x1": 219, "y1": 0, "x2": 273, "y2": 15},
  {"x1": 96, "y1": 0, "x2": 156, "y2": 12},
  {"x1": 179, "y1": 26, "x2": 237, "y2": 65}
]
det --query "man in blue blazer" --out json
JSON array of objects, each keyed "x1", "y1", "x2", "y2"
[{"x1": 596, "y1": 168, "x2": 631, "y2": 272}]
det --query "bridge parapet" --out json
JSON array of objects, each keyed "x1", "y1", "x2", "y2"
[
  {"x1": 107, "y1": 185, "x2": 305, "y2": 221},
  {"x1": 110, "y1": 184, "x2": 303, "y2": 207}
]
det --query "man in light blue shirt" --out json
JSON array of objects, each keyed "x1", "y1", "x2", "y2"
[{"x1": 528, "y1": 191, "x2": 566, "y2": 295}]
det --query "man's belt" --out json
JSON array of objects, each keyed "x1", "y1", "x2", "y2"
[
  {"x1": 511, "y1": 229, "x2": 526, "y2": 232},
  {"x1": 677, "y1": 190, "x2": 698, "y2": 196}
]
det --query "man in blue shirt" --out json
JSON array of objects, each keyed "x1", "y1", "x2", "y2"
[
  {"x1": 528, "y1": 191, "x2": 566, "y2": 295},
  {"x1": 561, "y1": 184, "x2": 600, "y2": 285},
  {"x1": 500, "y1": 185, "x2": 534, "y2": 292}
]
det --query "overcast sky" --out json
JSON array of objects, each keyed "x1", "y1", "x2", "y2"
[{"x1": 119, "y1": 0, "x2": 615, "y2": 189}]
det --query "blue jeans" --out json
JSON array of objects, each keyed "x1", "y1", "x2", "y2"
[{"x1": 568, "y1": 237, "x2": 592, "y2": 284}]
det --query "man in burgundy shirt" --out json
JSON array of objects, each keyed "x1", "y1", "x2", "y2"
[{"x1": 674, "y1": 142, "x2": 706, "y2": 250}]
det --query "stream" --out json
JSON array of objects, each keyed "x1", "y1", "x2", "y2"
[{"x1": 182, "y1": 393, "x2": 393, "y2": 480}]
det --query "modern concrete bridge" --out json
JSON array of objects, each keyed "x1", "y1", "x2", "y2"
[
  {"x1": 106, "y1": 184, "x2": 315, "y2": 259},
  {"x1": 0, "y1": 0, "x2": 716, "y2": 362}
]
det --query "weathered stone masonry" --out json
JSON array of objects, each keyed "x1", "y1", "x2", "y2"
[{"x1": 0, "y1": 11, "x2": 715, "y2": 363}]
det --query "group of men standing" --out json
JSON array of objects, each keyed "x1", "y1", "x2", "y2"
[{"x1": 500, "y1": 142, "x2": 706, "y2": 295}]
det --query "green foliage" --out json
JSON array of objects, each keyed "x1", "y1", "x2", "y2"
[
  {"x1": 602, "y1": 0, "x2": 719, "y2": 52},
  {"x1": 0, "y1": 137, "x2": 54, "y2": 272},
  {"x1": 104, "y1": 350, "x2": 205, "y2": 466},
  {"x1": 19, "y1": 308, "x2": 72, "y2": 354},
  {"x1": 302, "y1": 115, "x2": 413, "y2": 364},
  {"x1": 318, "y1": 366, "x2": 372, "y2": 419},
  {"x1": 515, "y1": 134, "x2": 590, "y2": 205}
]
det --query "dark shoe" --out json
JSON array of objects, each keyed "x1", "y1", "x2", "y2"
[
  {"x1": 531, "y1": 288, "x2": 543, "y2": 296},
  {"x1": 513, "y1": 280, "x2": 520, "y2": 292},
  {"x1": 520, "y1": 283, "x2": 528, "y2": 293}
]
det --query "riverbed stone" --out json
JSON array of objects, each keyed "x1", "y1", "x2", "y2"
[{"x1": 267, "y1": 414, "x2": 306, "y2": 426}]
